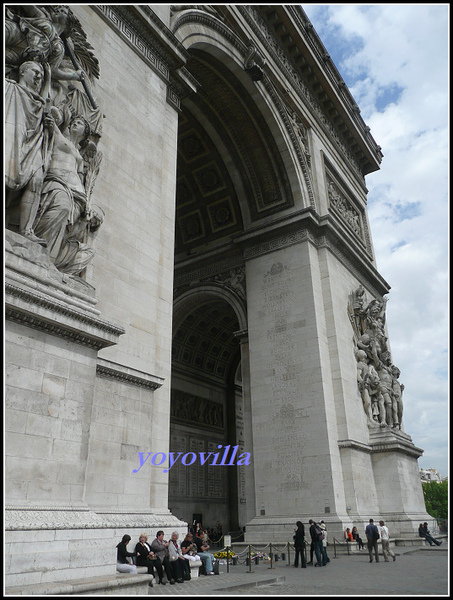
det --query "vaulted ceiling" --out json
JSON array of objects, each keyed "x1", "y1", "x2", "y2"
[{"x1": 174, "y1": 49, "x2": 294, "y2": 258}]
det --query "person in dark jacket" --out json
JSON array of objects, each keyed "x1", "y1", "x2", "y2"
[
  {"x1": 293, "y1": 521, "x2": 307, "y2": 568},
  {"x1": 365, "y1": 519, "x2": 380, "y2": 563},
  {"x1": 309, "y1": 519, "x2": 325, "y2": 567},
  {"x1": 419, "y1": 523, "x2": 442, "y2": 546},
  {"x1": 351, "y1": 526, "x2": 364, "y2": 549},
  {"x1": 135, "y1": 533, "x2": 165, "y2": 586},
  {"x1": 116, "y1": 534, "x2": 137, "y2": 574}
]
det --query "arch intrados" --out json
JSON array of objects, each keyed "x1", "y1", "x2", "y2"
[
  {"x1": 173, "y1": 14, "x2": 244, "y2": 63},
  {"x1": 173, "y1": 285, "x2": 247, "y2": 334}
]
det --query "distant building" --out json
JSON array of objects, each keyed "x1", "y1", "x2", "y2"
[{"x1": 420, "y1": 468, "x2": 446, "y2": 483}]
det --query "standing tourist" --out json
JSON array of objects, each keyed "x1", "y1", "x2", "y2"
[
  {"x1": 365, "y1": 519, "x2": 380, "y2": 563},
  {"x1": 319, "y1": 521, "x2": 330, "y2": 563},
  {"x1": 293, "y1": 521, "x2": 306, "y2": 568},
  {"x1": 378, "y1": 521, "x2": 396, "y2": 562},
  {"x1": 308, "y1": 520, "x2": 325, "y2": 567}
]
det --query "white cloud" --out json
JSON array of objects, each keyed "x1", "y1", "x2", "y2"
[{"x1": 305, "y1": 4, "x2": 449, "y2": 475}]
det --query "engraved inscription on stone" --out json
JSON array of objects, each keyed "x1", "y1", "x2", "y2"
[
  {"x1": 261, "y1": 263, "x2": 303, "y2": 408},
  {"x1": 271, "y1": 404, "x2": 308, "y2": 491},
  {"x1": 169, "y1": 433, "x2": 227, "y2": 500}
]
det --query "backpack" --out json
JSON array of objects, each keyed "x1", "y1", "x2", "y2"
[
  {"x1": 372, "y1": 525, "x2": 380, "y2": 541},
  {"x1": 313, "y1": 524, "x2": 323, "y2": 542}
]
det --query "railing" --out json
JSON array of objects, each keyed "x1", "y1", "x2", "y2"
[
  {"x1": 212, "y1": 540, "x2": 301, "y2": 571},
  {"x1": 213, "y1": 537, "x2": 358, "y2": 570}
]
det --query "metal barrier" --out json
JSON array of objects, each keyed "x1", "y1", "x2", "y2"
[{"x1": 213, "y1": 536, "x2": 362, "y2": 571}]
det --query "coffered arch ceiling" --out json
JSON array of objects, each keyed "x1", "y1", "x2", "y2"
[
  {"x1": 175, "y1": 49, "x2": 294, "y2": 257},
  {"x1": 172, "y1": 298, "x2": 241, "y2": 383}
]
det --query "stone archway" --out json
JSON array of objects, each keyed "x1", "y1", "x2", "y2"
[
  {"x1": 169, "y1": 289, "x2": 246, "y2": 532},
  {"x1": 169, "y1": 24, "x2": 297, "y2": 534}
]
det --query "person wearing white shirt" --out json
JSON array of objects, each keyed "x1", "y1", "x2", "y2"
[{"x1": 378, "y1": 520, "x2": 396, "y2": 562}]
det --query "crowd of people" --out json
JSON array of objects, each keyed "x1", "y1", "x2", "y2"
[
  {"x1": 295, "y1": 517, "x2": 441, "y2": 568},
  {"x1": 116, "y1": 527, "x2": 218, "y2": 587},
  {"x1": 293, "y1": 519, "x2": 331, "y2": 567},
  {"x1": 117, "y1": 518, "x2": 443, "y2": 583}
]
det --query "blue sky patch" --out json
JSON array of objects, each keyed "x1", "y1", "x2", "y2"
[
  {"x1": 375, "y1": 83, "x2": 405, "y2": 112},
  {"x1": 392, "y1": 202, "x2": 421, "y2": 222}
]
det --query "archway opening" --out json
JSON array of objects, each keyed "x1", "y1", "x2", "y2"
[{"x1": 169, "y1": 297, "x2": 243, "y2": 534}]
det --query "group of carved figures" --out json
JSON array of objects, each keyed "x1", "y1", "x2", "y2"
[
  {"x1": 349, "y1": 286, "x2": 404, "y2": 429},
  {"x1": 5, "y1": 5, "x2": 104, "y2": 275}
]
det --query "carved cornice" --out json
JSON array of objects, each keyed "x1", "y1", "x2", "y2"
[
  {"x1": 339, "y1": 430, "x2": 423, "y2": 460},
  {"x1": 288, "y1": 6, "x2": 382, "y2": 160},
  {"x1": 238, "y1": 6, "x2": 381, "y2": 179},
  {"x1": 368, "y1": 429, "x2": 423, "y2": 459},
  {"x1": 171, "y1": 7, "x2": 246, "y2": 56},
  {"x1": 175, "y1": 250, "x2": 245, "y2": 289},
  {"x1": 4, "y1": 506, "x2": 185, "y2": 530},
  {"x1": 5, "y1": 280, "x2": 125, "y2": 350},
  {"x1": 234, "y1": 208, "x2": 389, "y2": 296},
  {"x1": 96, "y1": 358, "x2": 165, "y2": 390},
  {"x1": 92, "y1": 5, "x2": 197, "y2": 109}
]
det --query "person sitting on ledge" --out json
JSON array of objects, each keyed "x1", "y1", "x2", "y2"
[
  {"x1": 150, "y1": 530, "x2": 175, "y2": 584},
  {"x1": 168, "y1": 531, "x2": 190, "y2": 581},
  {"x1": 116, "y1": 534, "x2": 137, "y2": 574},
  {"x1": 181, "y1": 532, "x2": 202, "y2": 564},
  {"x1": 194, "y1": 530, "x2": 215, "y2": 575},
  {"x1": 419, "y1": 522, "x2": 443, "y2": 546},
  {"x1": 135, "y1": 533, "x2": 163, "y2": 587},
  {"x1": 351, "y1": 526, "x2": 364, "y2": 549}
]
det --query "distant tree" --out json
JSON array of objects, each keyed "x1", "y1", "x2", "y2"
[{"x1": 422, "y1": 480, "x2": 448, "y2": 520}]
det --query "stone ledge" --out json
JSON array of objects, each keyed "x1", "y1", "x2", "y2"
[
  {"x1": 96, "y1": 358, "x2": 165, "y2": 390},
  {"x1": 5, "y1": 573, "x2": 152, "y2": 595}
]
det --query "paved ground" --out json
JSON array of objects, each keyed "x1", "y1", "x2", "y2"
[{"x1": 146, "y1": 544, "x2": 449, "y2": 596}]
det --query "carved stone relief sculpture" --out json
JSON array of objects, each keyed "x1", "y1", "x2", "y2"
[
  {"x1": 348, "y1": 286, "x2": 404, "y2": 429},
  {"x1": 5, "y1": 5, "x2": 103, "y2": 276},
  {"x1": 328, "y1": 178, "x2": 362, "y2": 238}
]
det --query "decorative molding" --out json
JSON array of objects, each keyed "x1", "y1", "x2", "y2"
[
  {"x1": 239, "y1": 6, "x2": 377, "y2": 180},
  {"x1": 243, "y1": 227, "x2": 313, "y2": 260},
  {"x1": 171, "y1": 7, "x2": 244, "y2": 56},
  {"x1": 232, "y1": 208, "x2": 389, "y2": 296},
  {"x1": 339, "y1": 430, "x2": 423, "y2": 460},
  {"x1": 324, "y1": 157, "x2": 373, "y2": 256},
  {"x1": 175, "y1": 252, "x2": 245, "y2": 289},
  {"x1": 96, "y1": 358, "x2": 165, "y2": 390},
  {"x1": 288, "y1": 6, "x2": 383, "y2": 160},
  {"x1": 4, "y1": 506, "x2": 184, "y2": 530},
  {"x1": 171, "y1": 389, "x2": 224, "y2": 431},
  {"x1": 261, "y1": 76, "x2": 316, "y2": 208},
  {"x1": 5, "y1": 280, "x2": 125, "y2": 350},
  {"x1": 338, "y1": 439, "x2": 372, "y2": 453},
  {"x1": 93, "y1": 5, "x2": 196, "y2": 107}
]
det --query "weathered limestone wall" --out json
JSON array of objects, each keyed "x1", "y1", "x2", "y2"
[
  {"x1": 244, "y1": 240, "x2": 346, "y2": 528},
  {"x1": 5, "y1": 321, "x2": 98, "y2": 507},
  {"x1": 5, "y1": 5, "x2": 185, "y2": 589},
  {"x1": 69, "y1": 5, "x2": 179, "y2": 512}
]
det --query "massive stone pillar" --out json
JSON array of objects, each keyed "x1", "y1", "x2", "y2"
[
  {"x1": 241, "y1": 229, "x2": 430, "y2": 542},
  {"x1": 4, "y1": 4, "x2": 193, "y2": 592}
]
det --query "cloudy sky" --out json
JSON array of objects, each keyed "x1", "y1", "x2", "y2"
[{"x1": 303, "y1": 4, "x2": 449, "y2": 476}]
